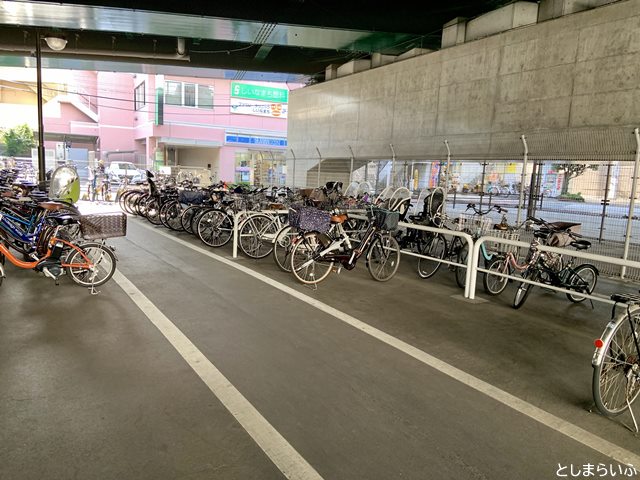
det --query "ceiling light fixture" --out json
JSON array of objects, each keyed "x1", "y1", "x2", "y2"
[{"x1": 43, "y1": 34, "x2": 67, "y2": 51}]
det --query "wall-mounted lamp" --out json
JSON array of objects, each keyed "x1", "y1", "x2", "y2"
[{"x1": 43, "y1": 34, "x2": 67, "y2": 51}]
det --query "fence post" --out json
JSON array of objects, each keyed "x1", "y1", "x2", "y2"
[
  {"x1": 517, "y1": 135, "x2": 529, "y2": 226},
  {"x1": 621, "y1": 127, "x2": 640, "y2": 279},
  {"x1": 315, "y1": 147, "x2": 322, "y2": 187},
  {"x1": 290, "y1": 149, "x2": 296, "y2": 188},
  {"x1": 348, "y1": 145, "x2": 355, "y2": 184},
  {"x1": 599, "y1": 162, "x2": 612, "y2": 242},
  {"x1": 389, "y1": 143, "x2": 396, "y2": 187},
  {"x1": 444, "y1": 139, "x2": 452, "y2": 212}
]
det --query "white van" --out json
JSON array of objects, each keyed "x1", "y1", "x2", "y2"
[{"x1": 106, "y1": 162, "x2": 144, "y2": 182}]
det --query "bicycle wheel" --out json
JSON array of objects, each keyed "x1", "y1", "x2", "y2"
[
  {"x1": 238, "y1": 214, "x2": 277, "y2": 259},
  {"x1": 512, "y1": 269, "x2": 538, "y2": 309},
  {"x1": 290, "y1": 232, "x2": 333, "y2": 285},
  {"x1": 145, "y1": 197, "x2": 162, "y2": 225},
  {"x1": 158, "y1": 200, "x2": 174, "y2": 228},
  {"x1": 593, "y1": 310, "x2": 640, "y2": 416},
  {"x1": 273, "y1": 225, "x2": 297, "y2": 272},
  {"x1": 197, "y1": 209, "x2": 233, "y2": 247},
  {"x1": 454, "y1": 242, "x2": 469, "y2": 289},
  {"x1": 483, "y1": 255, "x2": 510, "y2": 296},
  {"x1": 566, "y1": 263, "x2": 598, "y2": 303},
  {"x1": 165, "y1": 201, "x2": 185, "y2": 231},
  {"x1": 65, "y1": 243, "x2": 116, "y2": 287},
  {"x1": 181, "y1": 205, "x2": 200, "y2": 234},
  {"x1": 417, "y1": 234, "x2": 446, "y2": 279},
  {"x1": 366, "y1": 233, "x2": 400, "y2": 282}
]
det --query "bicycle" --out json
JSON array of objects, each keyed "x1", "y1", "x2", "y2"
[
  {"x1": 511, "y1": 217, "x2": 598, "y2": 309},
  {"x1": 289, "y1": 205, "x2": 401, "y2": 285},
  {"x1": 592, "y1": 293, "x2": 640, "y2": 428}
]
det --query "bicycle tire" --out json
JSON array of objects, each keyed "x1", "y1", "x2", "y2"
[
  {"x1": 512, "y1": 269, "x2": 538, "y2": 309},
  {"x1": 455, "y1": 242, "x2": 469, "y2": 289},
  {"x1": 366, "y1": 233, "x2": 400, "y2": 282},
  {"x1": 65, "y1": 242, "x2": 117, "y2": 287},
  {"x1": 290, "y1": 231, "x2": 334, "y2": 285},
  {"x1": 566, "y1": 263, "x2": 598, "y2": 303},
  {"x1": 180, "y1": 205, "x2": 200, "y2": 234},
  {"x1": 238, "y1": 214, "x2": 277, "y2": 259},
  {"x1": 483, "y1": 256, "x2": 510, "y2": 296},
  {"x1": 417, "y1": 234, "x2": 446, "y2": 279},
  {"x1": 158, "y1": 200, "x2": 174, "y2": 228},
  {"x1": 273, "y1": 225, "x2": 296, "y2": 272},
  {"x1": 145, "y1": 197, "x2": 162, "y2": 225},
  {"x1": 592, "y1": 308, "x2": 640, "y2": 417},
  {"x1": 165, "y1": 201, "x2": 185, "y2": 231},
  {"x1": 196, "y1": 209, "x2": 233, "y2": 247}
]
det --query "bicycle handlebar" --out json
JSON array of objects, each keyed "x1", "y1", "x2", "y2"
[{"x1": 466, "y1": 203, "x2": 507, "y2": 215}]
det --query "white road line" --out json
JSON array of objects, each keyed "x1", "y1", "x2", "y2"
[
  {"x1": 112, "y1": 270, "x2": 325, "y2": 480},
  {"x1": 133, "y1": 220, "x2": 640, "y2": 467}
]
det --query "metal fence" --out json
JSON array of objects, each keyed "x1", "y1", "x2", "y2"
[{"x1": 285, "y1": 127, "x2": 640, "y2": 281}]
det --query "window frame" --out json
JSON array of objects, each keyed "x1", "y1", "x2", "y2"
[
  {"x1": 164, "y1": 80, "x2": 214, "y2": 109},
  {"x1": 134, "y1": 81, "x2": 146, "y2": 111}
]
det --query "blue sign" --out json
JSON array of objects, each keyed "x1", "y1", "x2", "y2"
[{"x1": 225, "y1": 134, "x2": 287, "y2": 148}]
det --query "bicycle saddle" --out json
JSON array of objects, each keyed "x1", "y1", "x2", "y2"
[
  {"x1": 570, "y1": 239, "x2": 591, "y2": 250},
  {"x1": 547, "y1": 221, "x2": 580, "y2": 231},
  {"x1": 330, "y1": 213, "x2": 348, "y2": 224},
  {"x1": 38, "y1": 201, "x2": 68, "y2": 211},
  {"x1": 610, "y1": 293, "x2": 640, "y2": 304}
]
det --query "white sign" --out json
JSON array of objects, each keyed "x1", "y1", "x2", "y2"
[{"x1": 229, "y1": 98, "x2": 288, "y2": 119}]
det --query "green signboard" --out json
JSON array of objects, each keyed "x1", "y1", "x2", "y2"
[{"x1": 231, "y1": 82, "x2": 288, "y2": 103}]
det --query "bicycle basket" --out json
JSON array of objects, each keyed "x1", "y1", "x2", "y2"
[
  {"x1": 488, "y1": 230, "x2": 521, "y2": 254},
  {"x1": 457, "y1": 214, "x2": 492, "y2": 236},
  {"x1": 288, "y1": 206, "x2": 330, "y2": 233},
  {"x1": 370, "y1": 207, "x2": 399, "y2": 231},
  {"x1": 80, "y1": 212, "x2": 127, "y2": 240}
]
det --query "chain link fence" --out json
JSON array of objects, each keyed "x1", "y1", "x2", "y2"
[{"x1": 285, "y1": 127, "x2": 640, "y2": 281}]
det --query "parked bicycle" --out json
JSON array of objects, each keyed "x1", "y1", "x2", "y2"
[
  {"x1": 592, "y1": 292, "x2": 640, "y2": 426},
  {"x1": 511, "y1": 217, "x2": 598, "y2": 309},
  {"x1": 289, "y1": 205, "x2": 400, "y2": 285}
]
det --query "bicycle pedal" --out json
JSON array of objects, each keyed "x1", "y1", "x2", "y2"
[{"x1": 333, "y1": 266, "x2": 342, "y2": 274}]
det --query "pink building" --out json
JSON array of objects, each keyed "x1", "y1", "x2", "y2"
[{"x1": 42, "y1": 70, "x2": 300, "y2": 185}]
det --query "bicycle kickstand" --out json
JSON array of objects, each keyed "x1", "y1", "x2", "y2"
[
  {"x1": 626, "y1": 398, "x2": 639, "y2": 434},
  {"x1": 89, "y1": 283, "x2": 100, "y2": 295}
]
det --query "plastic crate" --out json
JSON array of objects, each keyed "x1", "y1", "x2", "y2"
[{"x1": 80, "y1": 213, "x2": 127, "y2": 240}]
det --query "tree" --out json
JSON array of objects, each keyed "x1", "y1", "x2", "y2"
[
  {"x1": 553, "y1": 163, "x2": 599, "y2": 195},
  {"x1": 2, "y1": 124, "x2": 35, "y2": 156}
]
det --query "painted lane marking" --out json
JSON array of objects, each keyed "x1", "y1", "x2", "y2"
[
  {"x1": 112, "y1": 270, "x2": 325, "y2": 480},
  {"x1": 132, "y1": 220, "x2": 640, "y2": 467}
]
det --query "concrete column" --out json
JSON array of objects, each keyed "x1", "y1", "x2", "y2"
[{"x1": 441, "y1": 17, "x2": 467, "y2": 48}]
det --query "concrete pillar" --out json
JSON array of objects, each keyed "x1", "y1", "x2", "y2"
[
  {"x1": 441, "y1": 17, "x2": 467, "y2": 48},
  {"x1": 538, "y1": 0, "x2": 618, "y2": 21},
  {"x1": 325, "y1": 64, "x2": 338, "y2": 81}
]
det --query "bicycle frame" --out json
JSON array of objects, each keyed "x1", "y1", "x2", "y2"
[{"x1": 0, "y1": 235, "x2": 94, "y2": 271}]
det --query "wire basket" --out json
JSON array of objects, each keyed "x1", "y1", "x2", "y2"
[
  {"x1": 369, "y1": 207, "x2": 399, "y2": 231},
  {"x1": 457, "y1": 214, "x2": 492, "y2": 236},
  {"x1": 288, "y1": 206, "x2": 330, "y2": 233},
  {"x1": 487, "y1": 229, "x2": 521, "y2": 254},
  {"x1": 80, "y1": 213, "x2": 127, "y2": 240}
]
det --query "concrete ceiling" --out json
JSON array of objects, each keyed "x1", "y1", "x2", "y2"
[{"x1": 0, "y1": 0, "x2": 511, "y2": 82}]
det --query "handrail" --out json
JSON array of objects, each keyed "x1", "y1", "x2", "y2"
[{"x1": 470, "y1": 235, "x2": 640, "y2": 301}]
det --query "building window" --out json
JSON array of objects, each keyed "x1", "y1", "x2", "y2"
[
  {"x1": 134, "y1": 82, "x2": 146, "y2": 110},
  {"x1": 198, "y1": 84, "x2": 213, "y2": 109},
  {"x1": 164, "y1": 80, "x2": 214, "y2": 109},
  {"x1": 165, "y1": 81, "x2": 182, "y2": 105}
]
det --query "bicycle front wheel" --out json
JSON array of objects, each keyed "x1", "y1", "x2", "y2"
[
  {"x1": 512, "y1": 269, "x2": 538, "y2": 309},
  {"x1": 197, "y1": 210, "x2": 233, "y2": 247},
  {"x1": 273, "y1": 225, "x2": 297, "y2": 272},
  {"x1": 454, "y1": 242, "x2": 469, "y2": 289},
  {"x1": 566, "y1": 263, "x2": 598, "y2": 303},
  {"x1": 483, "y1": 256, "x2": 510, "y2": 296},
  {"x1": 65, "y1": 243, "x2": 116, "y2": 287},
  {"x1": 367, "y1": 233, "x2": 400, "y2": 282},
  {"x1": 239, "y1": 214, "x2": 277, "y2": 259},
  {"x1": 417, "y1": 234, "x2": 446, "y2": 279},
  {"x1": 290, "y1": 232, "x2": 333, "y2": 285},
  {"x1": 593, "y1": 310, "x2": 640, "y2": 416}
]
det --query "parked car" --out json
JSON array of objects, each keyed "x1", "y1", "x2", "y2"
[{"x1": 105, "y1": 161, "x2": 144, "y2": 182}]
